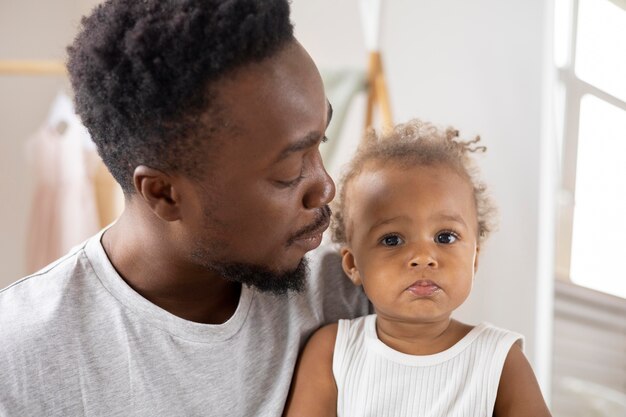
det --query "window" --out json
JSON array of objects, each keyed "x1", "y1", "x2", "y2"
[{"x1": 555, "y1": 0, "x2": 626, "y2": 299}]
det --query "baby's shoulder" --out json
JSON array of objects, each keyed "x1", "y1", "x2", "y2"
[{"x1": 307, "y1": 321, "x2": 339, "y2": 350}]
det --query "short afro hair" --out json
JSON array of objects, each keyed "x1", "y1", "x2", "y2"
[
  {"x1": 331, "y1": 119, "x2": 498, "y2": 246},
  {"x1": 67, "y1": 0, "x2": 294, "y2": 194}
]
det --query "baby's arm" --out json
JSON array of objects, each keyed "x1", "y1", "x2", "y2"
[
  {"x1": 494, "y1": 344, "x2": 552, "y2": 417},
  {"x1": 283, "y1": 323, "x2": 338, "y2": 417}
]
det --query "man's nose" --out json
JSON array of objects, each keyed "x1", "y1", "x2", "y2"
[{"x1": 303, "y1": 152, "x2": 336, "y2": 209}]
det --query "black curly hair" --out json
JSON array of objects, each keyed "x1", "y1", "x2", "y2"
[{"x1": 67, "y1": 0, "x2": 294, "y2": 194}]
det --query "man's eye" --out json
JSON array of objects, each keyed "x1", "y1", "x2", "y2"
[
  {"x1": 380, "y1": 235, "x2": 404, "y2": 247},
  {"x1": 277, "y1": 174, "x2": 305, "y2": 188},
  {"x1": 436, "y1": 231, "x2": 457, "y2": 244}
]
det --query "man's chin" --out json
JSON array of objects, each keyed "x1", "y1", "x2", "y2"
[{"x1": 208, "y1": 257, "x2": 309, "y2": 295}]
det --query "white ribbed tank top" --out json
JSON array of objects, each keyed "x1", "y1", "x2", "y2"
[{"x1": 332, "y1": 314, "x2": 523, "y2": 417}]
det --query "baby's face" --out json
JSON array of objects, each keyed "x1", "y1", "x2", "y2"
[{"x1": 341, "y1": 162, "x2": 480, "y2": 325}]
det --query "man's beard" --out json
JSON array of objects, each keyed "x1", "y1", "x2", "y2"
[
  {"x1": 193, "y1": 205, "x2": 331, "y2": 295},
  {"x1": 207, "y1": 257, "x2": 308, "y2": 295}
]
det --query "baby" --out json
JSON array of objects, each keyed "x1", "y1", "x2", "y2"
[{"x1": 285, "y1": 120, "x2": 551, "y2": 417}]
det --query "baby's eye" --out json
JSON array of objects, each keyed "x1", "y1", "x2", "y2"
[
  {"x1": 380, "y1": 235, "x2": 404, "y2": 247},
  {"x1": 435, "y1": 231, "x2": 457, "y2": 244}
]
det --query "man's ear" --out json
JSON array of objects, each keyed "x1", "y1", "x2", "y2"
[
  {"x1": 133, "y1": 166, "x2": 182, "y2": 222},
  {"x1": 340, "y1": 247, "x2": 362, "y2": 286},
  {"x1": 474, "y1": 244, "x2": 481, "y2": 273}
]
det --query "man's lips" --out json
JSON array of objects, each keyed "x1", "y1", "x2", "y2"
[
  {"x1": 288, "y1": 206, "x2": 332, "y2": 244},
  {"x1": 406, "y1": 280, "x2": 441, "y2": 297},
  {"x1": 288, "y1": 218, "x2": 329, "y2": 252},
  {"x1": 293, "y1": 217, "x2": 330, "y2": 242}
]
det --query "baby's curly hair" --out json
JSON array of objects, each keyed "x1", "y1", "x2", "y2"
[
  {"x1": 67, "y1": 0, "x2": 294, "y2": 194},
  {"x1": 331, "y1": 119, "x2": 498, "y2": 245}
]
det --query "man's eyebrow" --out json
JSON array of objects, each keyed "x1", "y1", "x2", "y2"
[
  {"x1": 276, "y1": 131, "x2": 321, "y2": 162},
  {"x1": 275, "y1": 101, "x2": 334, "y2": 163}
]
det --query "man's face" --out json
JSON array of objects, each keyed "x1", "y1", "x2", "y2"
[{"x1": 179, "y1": 41, "x2": 334, "y2": 293}]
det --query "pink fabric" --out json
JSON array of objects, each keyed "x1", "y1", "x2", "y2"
[{"x1": 25, "y1": 121, "x2": 100, "y2": 274}]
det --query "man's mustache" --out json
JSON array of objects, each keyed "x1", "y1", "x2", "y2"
[{"x1": 288, "y1": 205, "x2": 332, "y2": 245}]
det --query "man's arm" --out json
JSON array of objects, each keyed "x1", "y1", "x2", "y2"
[
  {"x1": 283, "y1": 323, "x2": 338, "y2": 417},
  {"x1": 494, "y1": 344, "x2": 552, "y2": 417}
]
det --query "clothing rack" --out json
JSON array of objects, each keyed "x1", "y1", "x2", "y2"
[
  {"x1": 0, "y1": 60, "x2": 66, "y2": 76},
  {"x1": 360, "y1": 0, "x2": 393, "y2": 131},
  {"x1": 1, "y1": 59, "x2": 123, "y2": 231},
  {"x1": 364, "y1": 51, "x2": 393, "y2": 130},
  {"x1": 0, "y1": 56, "x2": 392, "y2": 128}
]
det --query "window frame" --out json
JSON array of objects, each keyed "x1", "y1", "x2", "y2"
[{"x1": 555, "y1": 0, "x2": 626, "y2": 290}]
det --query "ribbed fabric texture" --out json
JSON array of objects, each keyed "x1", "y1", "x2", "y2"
[{"x1": 333, "y1": 314, "x2": 523, "y2": 417}]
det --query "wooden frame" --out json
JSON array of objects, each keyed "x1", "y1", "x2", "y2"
[
  {"x1": 364, "y1": 51, "x2": 393, "y2": 131},
  {"x1": 0, "y1": 60, "x2": 66, "y2": 76}
]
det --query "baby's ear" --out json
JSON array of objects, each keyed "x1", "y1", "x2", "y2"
[
  {"x1": 473, "y1": 244, "x2": 481, "y2": 273},
  {"x1": 340, "y1": 247, "x2": 362, "y2": 286}
]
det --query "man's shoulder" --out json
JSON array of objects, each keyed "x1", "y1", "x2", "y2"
[
  {"x1": 307, "y1": 242, "x2": 347, "y2": 292},
  {"x1": 0, "y1": 242, "x2": 124, "y2": 416},
  {"x1": 0, "y1": 246, "x2": 93, "y2": 343},
  {"x1": 305, "y1": 242, "x2": 370, "y2": 322}
]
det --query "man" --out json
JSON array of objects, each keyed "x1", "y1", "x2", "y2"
[{"x1": 0, "y1": 1, "x2": 369, "y2": 415}]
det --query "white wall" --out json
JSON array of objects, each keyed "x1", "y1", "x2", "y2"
[{"x1": 291, "y1": 0, "x2": 555, "y2": 394}]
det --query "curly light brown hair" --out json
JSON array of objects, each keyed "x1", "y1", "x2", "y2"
[{"x1": 331, "y1": 119, "x2": 498, "y2": 246}]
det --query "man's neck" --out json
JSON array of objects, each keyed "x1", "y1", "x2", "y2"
[{"x1": 101, "y1": 210, "x2": 241, "y2": 325}]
